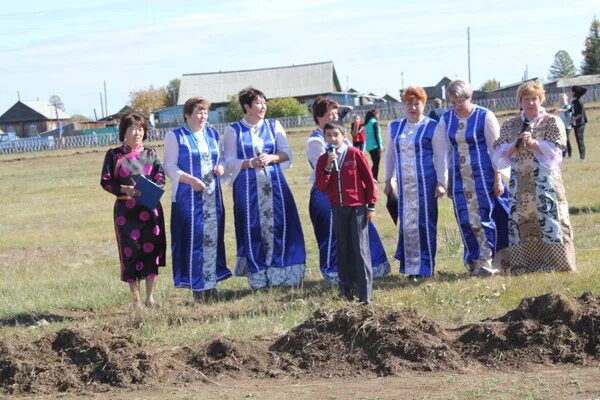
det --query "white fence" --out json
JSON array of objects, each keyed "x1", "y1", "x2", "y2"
[{"x1": 3, "y1": 89, "x2": 598, "y2": 155}]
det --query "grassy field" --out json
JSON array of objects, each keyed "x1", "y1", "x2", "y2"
[{"x1": 1, "y1": 109, "x2": 599, "y2": 348}]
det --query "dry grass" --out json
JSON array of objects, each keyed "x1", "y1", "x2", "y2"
[{"x1": 0, "y1": 109, "x2": 599, "y2": 346}]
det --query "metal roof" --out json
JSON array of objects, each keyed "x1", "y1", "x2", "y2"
[
  {"x1": 21, "y1": 101, "x2": 71, "y2": 119},
  {"x1": 178, "y1": 61, "x2": 342, "y2": 105},
  {"x1": 556, "y1": 74, "x2": 600, "y2": 87}
]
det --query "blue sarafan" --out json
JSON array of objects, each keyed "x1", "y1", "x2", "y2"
[
  {"x1": 225, "y1": 118, "x2": 306, "y2": 289},
  {"x1": 439, "y1": 106, "x2": 510, "y2": 273},
  {"x1": 388, "y1": 117, "x2": 439, "y2": 277},
  {"x1": 169, "y1": 125, "x2": 232, "y2": 292}
]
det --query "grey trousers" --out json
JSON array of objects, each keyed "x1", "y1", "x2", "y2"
[{"x1": 332, "y1": 205, "x2": 373, "y2": 303}]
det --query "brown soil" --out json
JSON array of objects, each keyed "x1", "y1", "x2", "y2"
[{"x1": 1, "y1": 291, "x2": 599, "y2": 396}]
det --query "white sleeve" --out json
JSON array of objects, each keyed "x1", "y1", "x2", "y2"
[
  {"x1": 384, "y1": 123, "x2": 396, "y2": 182},
  {"x1": 306, "y1": 137, "x2": 325, "y2": 169},
  {"x1": 163, "y1": 131, "x2": 183, "y2": 182},
  {"x1": 533, "y1": 140, "x2": 563, "y2": 170},
  {"x1": 223, "y1": 125, "x2": 243, "y2": 186},
  {"x1": 432, "y1": 118, "x2": 450, "y2": 186},
  {"x1": 163, "y1": 130, "x2": 184, "y2": 202},
  {"x1": 273, "y1": 120, "x2": 292, "y2": 170},
  {"x1": 492, "y1": 143, "x2": 515, "y2": 170},
  {"x1": 484, "y1": 112, "x2": 501, "y2": 161}
]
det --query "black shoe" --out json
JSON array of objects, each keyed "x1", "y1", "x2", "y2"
[{"x1": 193, "y1": 288, "x2": 218, "y2": 303}]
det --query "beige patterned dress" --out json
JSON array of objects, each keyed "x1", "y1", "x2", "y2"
[{"x1": 493, "y1": 113, "x2": 576, "y2": 274}]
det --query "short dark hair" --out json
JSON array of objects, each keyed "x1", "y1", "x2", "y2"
[
  {"x1": 363, "y1": 108, "x2": 380, "y2": 124},
  {"x1": 183, "y1": 97, "x2": 210, "y2": 122},
  {"x1": 119, "y1": 113, "x2": 148, "y2": 141},
  {"x1": 323, "y1": 121, "x2": 345, "y2": 134},
  {"x1": 312, "y1": 96, "x2": 339, "y2": 125},
  {"x1": 238, "y1": 87, "x2": 266, "y2": 114},
  {"x1": 572, "y1": 85, "x2": 587, "y2": 99}
]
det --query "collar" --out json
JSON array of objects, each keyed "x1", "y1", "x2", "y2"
[
  {"x1": 335, "y1": 143, "x2": 348, "y2": 154},
  {"x1": 241, "y1": 118, "x2": 264, "y2": 131},
  {"x1": 122, "y1": 143, "x2": 143, "y2": 153},
  {"x1": 184, "y1": 123, "x2": 206, "y2": 135},
  {"x1": 521, "y1": 107, "x2": 546, "y2": 125}
]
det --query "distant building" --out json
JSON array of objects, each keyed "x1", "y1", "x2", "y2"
[
  {"x1": 382, "y1": 94, "x2": 401, "y2": 105},
  {"x1": 0, "y1": 101, "x2": 71, "y2": 138},
  {"x1": 420, "y1": 77, "x2": 452, "y2": 102},
  {"x1": 178, "y1": 61, "x2": 366, "y2": 123}
]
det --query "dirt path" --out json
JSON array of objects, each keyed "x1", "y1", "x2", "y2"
[{"x1": 13, "y1": 365, "x2": 600, "y2": 400}]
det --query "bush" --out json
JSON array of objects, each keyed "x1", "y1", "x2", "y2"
[{"x1": 266, "y1": 97, "x2": 309, "y2": 119}]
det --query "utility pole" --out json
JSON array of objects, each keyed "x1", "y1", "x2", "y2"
[
  {"x1": 17, "y1": 91, "x2": 20, "y2": 101},
  {"x1": 103, "y1": 80, "x2": 108, "y2": 117},
  {"x1": 467, "y1": 27, "x2": 471, "y2": 84},
  {"x1": 100, "y1": 93, "x2": 104, "y2": 118}
]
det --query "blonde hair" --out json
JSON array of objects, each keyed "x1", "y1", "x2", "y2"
[{"x1": 516, "y1": 81, "x2": 545, "y2": 103}]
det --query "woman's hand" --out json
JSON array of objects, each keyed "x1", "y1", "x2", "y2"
[
  {"x1": 213, "y1": 165, "x2": 224, "y2": 176},
  {"x1": 493, "y1": 180, "x2": 504, "y2": 197},
  {"x1": 190, "y1": 177, "x2": 207, "y2": 192},
  {"x1": 257, "y1": 153, "x2": 276, "y2": 166},
  {"x1": 121, "y1": 185, "x2": 140, "y2": 197},
  {"x1": 435, "y1": 183, "x2": 446, "y2": 198},
  {"x1": 366, "y1": 210, "x2": 375, "y2": 222},
  {"x1": 384, "y1": 180, "x2": 393, "y2": 197}
]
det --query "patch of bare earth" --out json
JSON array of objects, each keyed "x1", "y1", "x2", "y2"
[{"x1": 1, "y1": 291, "x2": 599, "y2": 396}]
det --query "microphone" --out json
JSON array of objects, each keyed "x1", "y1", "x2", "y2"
[
  {"x1": 327, "y1": 144, "x2": 338, "y2": 172},
  {"x1": 253, "y1": 145, "x2": 269, "y2": 177}
]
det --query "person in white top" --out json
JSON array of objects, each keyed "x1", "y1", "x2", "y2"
[
  {"x1": 492, "y1": 81, "x2": 575, "y2": 274},
  {"x1": 222, "y1": 87, "x2": 306, "y2": 290},
  {"x1": 163, "y1": 97, "x2": 232, "y2": 302},
  {"x1": 383, "y1": 87, "x2": 439, "y2": 279},
  {"x1": 431, "y1": 80, "x2": 510, "y2": 276}
]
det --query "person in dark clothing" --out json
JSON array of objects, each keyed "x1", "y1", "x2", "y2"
[
  {"x1": 363, "y1": 108, "x2": 383, "y2": 181},
  {"x1": 316, "y1": 121, "x2": 377, "y2": 304},
  {"x1": 427, "y1": 98, "x2": 445, "y2": 122},
  {"x1": 571, "y1": 85, "x2": 588, "y2": 160}
]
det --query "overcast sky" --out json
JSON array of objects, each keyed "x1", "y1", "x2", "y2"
[{"x1": 0, "y1": 0, "x2": 596, "y2": 117}]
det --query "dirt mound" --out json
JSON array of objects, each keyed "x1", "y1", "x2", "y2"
[
  {"x1": 271, "y1": 305, "x2": 461, "y2": 376},
  {"x1": 0, "y1": 326, "x2": 158, "y2": 394},
  {"x1": 185, "y1": 338, "x2": 273, "y2": 377},
  {"x1": 457, "y1": 292, "x2": 600, "y2": 366},
  {"x1": 1, "y1": 291, "x2": 599, "y2": 395}
]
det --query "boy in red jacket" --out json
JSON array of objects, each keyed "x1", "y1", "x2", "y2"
[{"x1": 315, "y1": 121, "x2": 377, "y2": 304}]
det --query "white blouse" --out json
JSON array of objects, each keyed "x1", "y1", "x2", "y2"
[
  {"x1": 222, "y1": 118, "x2": 292, "y2": 185},
  {"x1": 431, "y1": 109, "x2": 504, "y2": 187}
]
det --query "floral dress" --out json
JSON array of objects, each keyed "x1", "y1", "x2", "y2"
[{"x1": 100, "y1": 145, "x2": 167, "y2": 282}]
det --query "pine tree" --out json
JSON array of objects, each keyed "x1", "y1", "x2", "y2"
[
  {"x1": 548, "y1": 50, "x2": 577, "y2": 80},
  {"x1": 581, "y1": 16, "x2": 600, "y2": 75}
]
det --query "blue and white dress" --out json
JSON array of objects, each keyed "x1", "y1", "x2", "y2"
[
  {"x1": 223, "y1": 118, "x2": 306, "y2": 289},
  {"x1": 433, "y1": 106, "x2": 510, "y2": 272},
  {"x1": 384, "y1": 117, "x2": 438, "y2": 277},
  {"x1": 306, "y1": 128, "x2": 390, "y2": 283},
  {"x1": 163, "y1": 125, "x2": 232, "y2": 292}
]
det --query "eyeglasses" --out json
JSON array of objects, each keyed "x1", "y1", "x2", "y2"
[
  {"x1": 449, "y1": 97, "x2": 467, "y2": 106},
  {"x1": 521, "y1": 96, "x2": 540, "y2": 103}
]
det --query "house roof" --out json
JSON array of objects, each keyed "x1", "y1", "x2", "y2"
[
  {"x1": 556, "y1": 74, "x2": 600, "y2": 88},
  {"x1": 178, "y1": 61, "x2": 342, "y2": 105},
  {"x1": 382, "y1": 94, "x2": 401, "y2": 103},
  {"x1": 490, "y1": 78, "x2": 537, "y2": 92},
  {"x1": 21, "y1": 101, "x2": 71, "y2": 119},
  {"x1": 0, "y1": 100, "x2": 71, "y2": 123}
]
